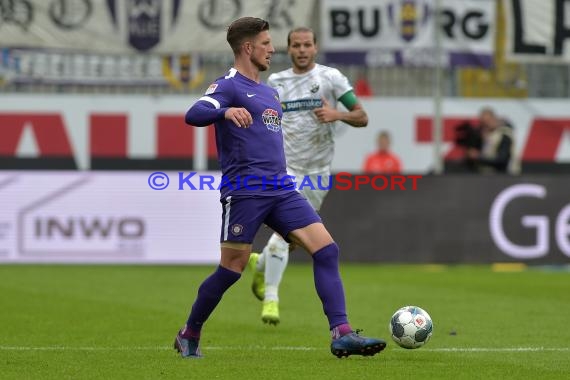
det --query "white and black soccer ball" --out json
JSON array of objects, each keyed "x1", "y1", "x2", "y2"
[{"x1": 389, "y1": 306, "x2": 433, "y2": 349}]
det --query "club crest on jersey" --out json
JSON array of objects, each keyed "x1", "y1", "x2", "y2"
[
  {"x1": 231, "y1": 224, "x2": 243, "y2": 236},
  {"x1": 310, "y1": 83, "x2": 320, "y2": 93},
  {"x1": 262, "y1": 108, "x2": 281, "y2": 132}
]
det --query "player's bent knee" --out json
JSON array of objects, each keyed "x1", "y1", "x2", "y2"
[
  {"x1": 221, "y1": 241, "x2": 251, "y2": 250},
  {"x1": 313, "y1": 241, "x2": 339, "y2": 256},
  {"x1": 220, "y1": 242, "x2": 252, "y2": 273},
  {"x1": 288, "y1": 222, "x2": 334, "y2": 254}
]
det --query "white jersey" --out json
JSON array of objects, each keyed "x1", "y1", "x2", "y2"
[{"x1": 267, "y1": 64, "x2": 352, "y2": 175}]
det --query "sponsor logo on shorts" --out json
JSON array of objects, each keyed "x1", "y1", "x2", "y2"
[{"x1": 231, "y1": 224, "x2": 244, "y2": 236}]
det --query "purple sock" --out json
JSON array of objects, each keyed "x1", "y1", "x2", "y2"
[
  {"x1": 311, "y1": 242, "x2": 349, "y2": 330},
  {"x1": 331, "y1": 323, "x2": 353, "y2": 339},
  {"x1": 179, "y1": 325, "x2": 200, "y2": 339},
  {"x1": 185, "y1": 265, "x2": 241, "y2": 334}
]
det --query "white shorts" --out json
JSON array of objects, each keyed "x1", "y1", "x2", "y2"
[{"x1": 287, "y1": 168, "x2": 330, "y2": 211}]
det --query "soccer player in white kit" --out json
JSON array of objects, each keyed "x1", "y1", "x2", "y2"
[{"x1": 249, "y1": 27, "x2": 369, "y2": 324}]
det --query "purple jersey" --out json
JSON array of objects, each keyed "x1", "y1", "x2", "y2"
[{"x1": 186, "y1": 68, "x2": 293, "y2": 198}]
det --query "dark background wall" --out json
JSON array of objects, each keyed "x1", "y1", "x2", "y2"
[{"x1": 254, "y1": 175, "x2": 570, "y2": 264}]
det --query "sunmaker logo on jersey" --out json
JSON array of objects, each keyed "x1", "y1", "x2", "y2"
[{"x1": 281, "y1": 98, "x2": 323, "y2": 112}]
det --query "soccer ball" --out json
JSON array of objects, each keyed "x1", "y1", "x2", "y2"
[{"x1": 389, "y1": 306, "x2": 433, "y2": 349}]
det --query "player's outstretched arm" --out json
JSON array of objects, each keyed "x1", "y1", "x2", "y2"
[
  {"x1": 225, "y1": 107, "x2": 253, "y2": 128},
  {"x1": 337, "y1": 90, "x2": 368, "y2": 128},
  {"x1": 185, "y1": 100, "x2": 228, "y2": 127},
  {"x1": 336, "y1": 102, "x2": 368, "y2": 128},
  {"x1": 313, "y1": 92, "x2": 368, "y2": 128},
  {"x1": 185, "y1": 100, "x2": 252, "y2": 128}
]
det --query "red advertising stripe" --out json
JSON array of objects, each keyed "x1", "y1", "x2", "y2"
[
  {"x1": 0, "y1": 113, "x2": 73, "y2": 156},
  {"x1": 207, "y1": 125, "x2": 217, "y2": 158},
  {"x1": 522, "y1": 119, "x2": 570, "y2": 161},
  {"x1": 90, "y1": 114, "x2": 127, "y2": 158},
  {"x1": 416, "y1": 116, "x2": 480, "y2": 160},
  {"x1": 157, "y1": 115, "x2": 194, "y2": 158}
]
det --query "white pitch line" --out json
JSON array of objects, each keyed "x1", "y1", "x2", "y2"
[
  {"x1": 428, "y1": 347, "x2": 570, "y2": 352},
  {"x1": 0, "y1": 346, "x2": 315, "y2": 351},
  {"x1": 0, "y1": 346, "x2": 568, "y2": 352}
]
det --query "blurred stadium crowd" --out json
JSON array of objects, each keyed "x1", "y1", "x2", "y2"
[{"x1": 0, "y1": 0, "x2": 568, "y2": 98}]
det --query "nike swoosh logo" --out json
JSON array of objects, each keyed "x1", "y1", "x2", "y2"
[
  {"x1": 270, "y1": 254, "x2": 284, "y2": 261},
  {"x1": 247, "y1": 93, "x2": 256, "y2": 97}
]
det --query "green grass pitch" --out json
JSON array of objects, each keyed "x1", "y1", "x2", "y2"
[{"x1": 1, "y1": 264, "x2": 569, "y2": 379}]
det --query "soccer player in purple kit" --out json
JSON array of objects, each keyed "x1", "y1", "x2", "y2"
[{"x1": 174, "y1": 16, "x2": 386, "y2": 359}]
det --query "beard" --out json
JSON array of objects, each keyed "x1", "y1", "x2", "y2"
[{"x1": 252, "y1": 56, "x2": 269, "y2": 72}]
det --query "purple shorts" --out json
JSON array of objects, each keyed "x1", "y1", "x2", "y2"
[{"x1": 219, "y1": 190, "x2": 322, "y2": 243}]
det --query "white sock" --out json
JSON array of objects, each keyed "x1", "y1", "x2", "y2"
[
  {"x1": 263, "y1": 233, "x2": 289, "y2": 302},
  {"x1": 256, "y1": 249, "x2": 266, "y2": 272}
]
